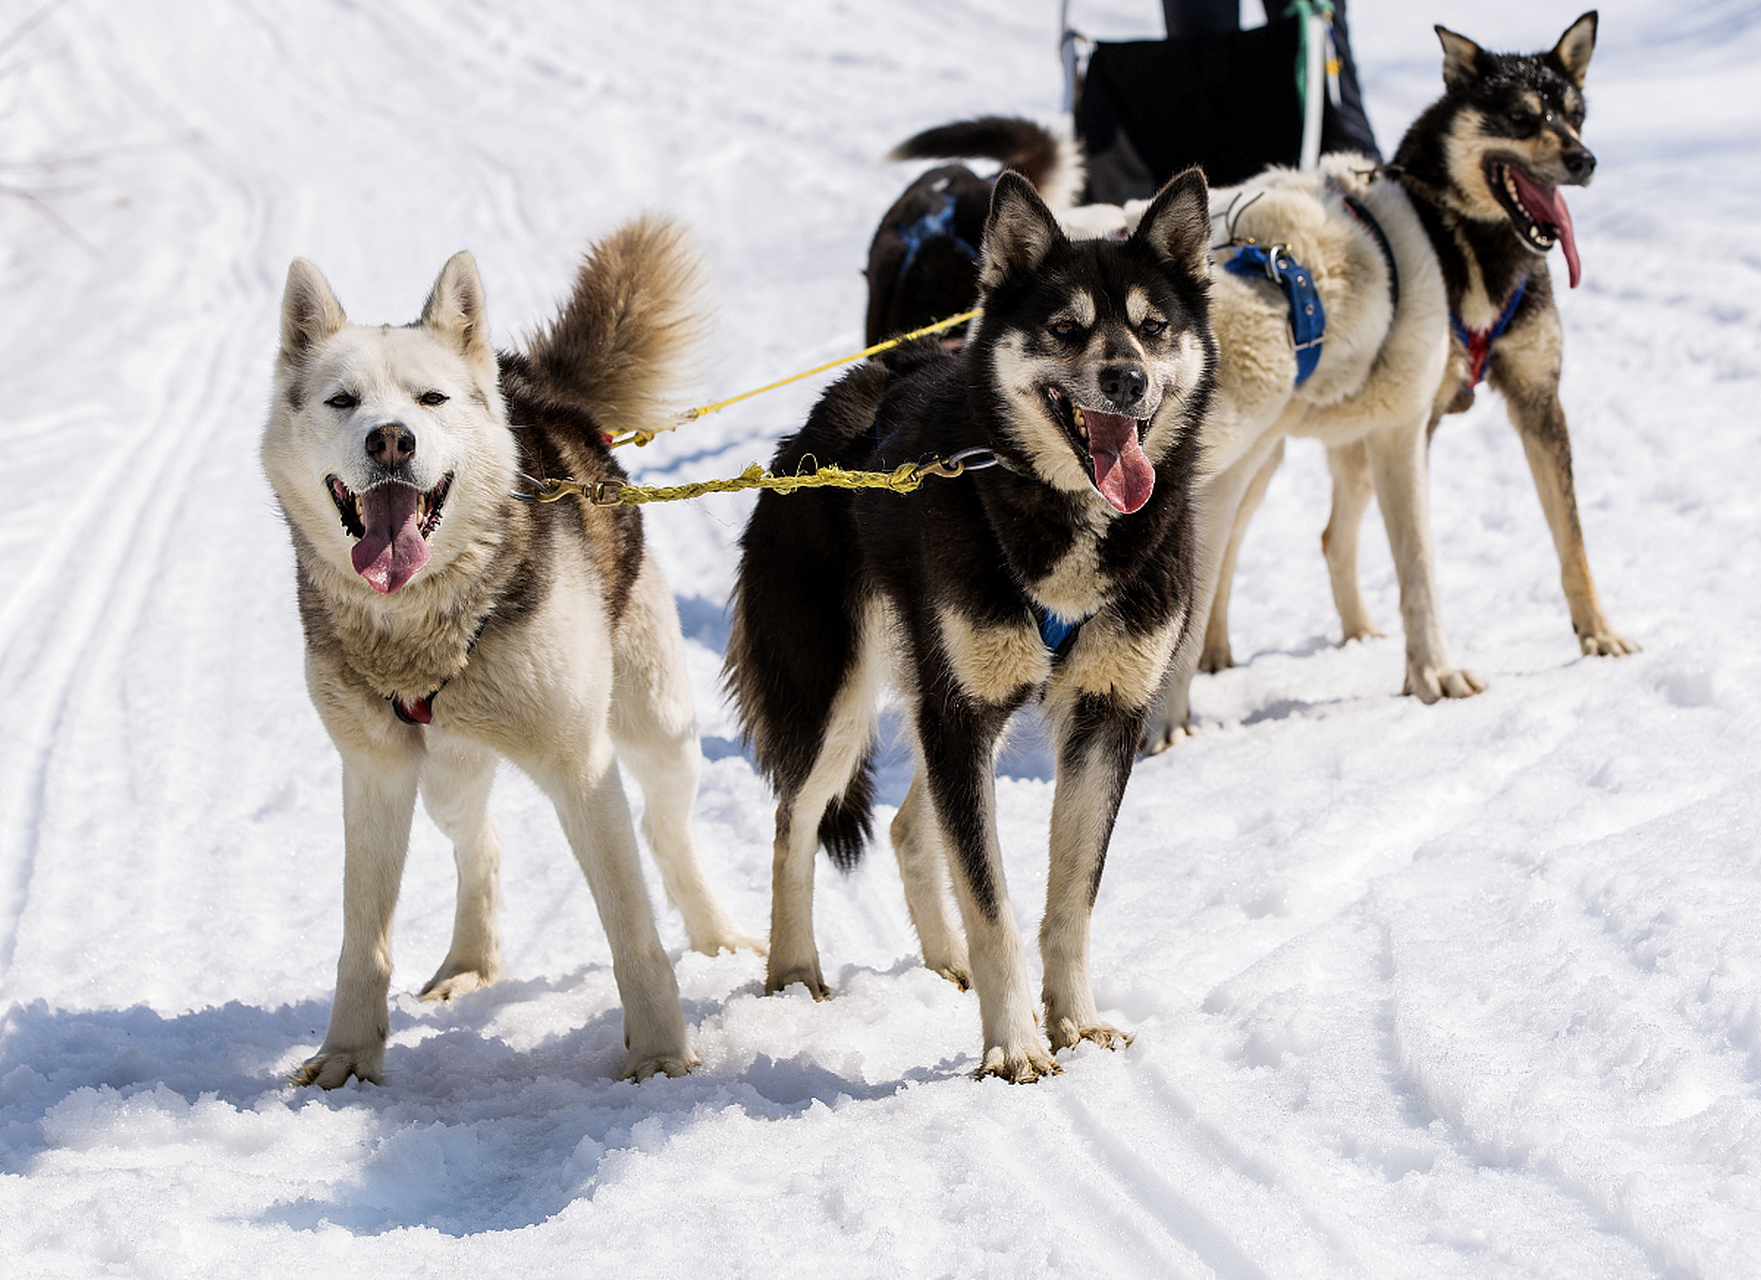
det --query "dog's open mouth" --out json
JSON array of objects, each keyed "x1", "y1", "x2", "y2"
[
  {"x1": 326, "y1": 472, "x2": 453, "y2": 594},
  {"x1": 1043, "y1": 385, "x2": 1154, "y2": 514},
  {"x1": 1486, "y1": 158, "x2": 1581, "y2": 288}
]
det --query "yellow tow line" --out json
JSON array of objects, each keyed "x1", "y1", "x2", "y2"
[
  {"x1": 604, "y1": 308, "x2": 981, "y2": 449},
  {"x1": 514, "y1": 308, "x2": 992, "y2": 506}
]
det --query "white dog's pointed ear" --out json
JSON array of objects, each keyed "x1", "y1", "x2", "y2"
[
  {"x1": 279, "y1": 258, "x2": 347, "y2": 362},
  {"x1": 1132, "y1": 166, "x2": 1210, "y2": 280},
  {"x1": 1435, "y1": 25, "x2": 1488, "y2": 91},
  {"x1": 980, "y1": 170, "x2": 1065, "y2": 291},
  {"x1": 420, "y1": 251, "x2": 492, "y2": 364},
  {"x1": 1551, "y1": 11, "x2": 1597, "y2": 90}
]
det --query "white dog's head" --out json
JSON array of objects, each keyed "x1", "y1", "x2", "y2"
[{"x1": 261, "y1": 253, "x2": 516, "y2": 596}]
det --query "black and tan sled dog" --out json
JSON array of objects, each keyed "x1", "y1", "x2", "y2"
[
  {"x1": 262, "y1": 220, "x2": 756, "y2": 1088},
  {"x1": 883, "y1": 13, "x2": 1632, "y2": 751},
  {"x1": 725, "y1": 171, "x2": 1216, "y2": 1081}
]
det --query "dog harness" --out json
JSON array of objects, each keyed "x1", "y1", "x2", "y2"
[
  {"x1": 1224, "y1": 243, "x2": 1326, "y2": 385},
  {"x1": 894, "y1": 191, "x2": 982, "y2": 284},
  {"x1": 387, "y1": 617, "x2": 489, "y2": 725},
  {"x1": 1031, "y1": 604, "x2": 1086, "y2": 658},
  {"x1": 1450, "y1": 279, "x2": 1527, "y2": 387},
  {"x1": 1335, "y1": 188, "x2": 1400, "y2": 310}
]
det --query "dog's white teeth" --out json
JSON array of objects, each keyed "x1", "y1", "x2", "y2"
[{"x1": 1074, "y1": 406, "x2": 1088, "y2": 439}]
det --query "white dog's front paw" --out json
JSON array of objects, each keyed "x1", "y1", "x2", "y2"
[
  {"x1": 1404, "y1": 662, "x2": 1485, "y2": 703},
  {"x1": 419, "y1": 955, "x2": 500, "y2": 1003},
  {"x1": 1578, "y1": 627, "x2": 1639, "y2": 657},
  {"x1": 623, "y1": 1045, "x2": 699, "y2": 1082},
  {"x1": 1047, "y1": 1015, "x2": 1134, "y2": 1054},
  {"x1": 975, "y1": 1037, "x2": 1061, "y2": 1084},
  {"x1": 689, "y1": 923, "x2": 767, "y2": 957},
  {"x1": 765, "y1": 955, "x2": 829, "y2": 1000},
  {"x1": 290, "y1": 1044, "x2": 384, "y2": 1089}
]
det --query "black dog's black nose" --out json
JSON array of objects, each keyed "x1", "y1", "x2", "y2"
[
  {"x1": 1562, "y1": 147, "x2": 1596, "y2": 182},
  {"x1": 1098, "y1": 364, "x2": 1147, "y2": 410},
  {"x1": 366, "y1": 423, "x2": 416, "y2": 466}
]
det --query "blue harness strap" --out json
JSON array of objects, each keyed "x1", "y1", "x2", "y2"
[
  {"x1": 1450, "y1": 278, "x2": 1527, "y2": 387},
  {"x1": 895, "y1": 192, "x2": 982, "y2": 283},
  {"x1": 1030, "y1": 603, "x2": 1085, "y2": 658},
  {"x1": 1225, "y1": 243, "x2": 1327, "y2": 385}
]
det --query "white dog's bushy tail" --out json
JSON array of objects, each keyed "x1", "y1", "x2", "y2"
[{"x1": 525, "y1": 215, "x2": 706, "y2": 443}]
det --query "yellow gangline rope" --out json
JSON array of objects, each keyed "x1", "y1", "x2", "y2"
[
  {"x1": 606, "y1": 308, "x2": 981, "y2": 449},
  {"x1": 517, "y1": 451, "x2": 996, "y2": 508}
]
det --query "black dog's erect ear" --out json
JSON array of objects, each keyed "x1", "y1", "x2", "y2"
[
  {"x1": 1132, "y1": 166, "x2": 1210, "y2": 282},
  {"x1": 1550, "y1": 11, "x2": 1598, "y2": 90},
  {"x1": 279, "y1": 259, "x2": 348, "y2": 364},
  {"x1": 979, "y1": 170, "x2": 1066, "y2": 291},
  {"x1": 1435, "y1": 25, "x2": 1489, "y2": 91}
]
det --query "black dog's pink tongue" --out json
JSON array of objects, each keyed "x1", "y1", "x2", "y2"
[
  {"x1": 1082, "y1": 408, "x2": 1155, "y2": 514},
  {"x1": 1510, "y1": 166, "x2": 1581, "y2": 288},
  {"x1": 351, "y1": 483, "x2": 430, "y2": 594}
]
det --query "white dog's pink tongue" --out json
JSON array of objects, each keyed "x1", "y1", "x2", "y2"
[
  {"x1": 1510, "y1": 166, "x2": 1581, "y2": 288},
  {"x1": 351, "y1": 483, "x2": 429, "y2": 594},
  {"x1": 1082, "y1": 408, "x2": 1154, "y2": 514}
]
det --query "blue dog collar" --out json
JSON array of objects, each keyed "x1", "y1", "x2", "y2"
[{"x1": 1225, "y1": 243, "x2": 1326, "y2": 385}]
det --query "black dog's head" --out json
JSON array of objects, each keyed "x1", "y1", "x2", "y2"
[
  {"x1": 972, "y1": 168, "x2": 1214, "y2": 515},
  {"x1": 1398, "y1": 11, "x2": 1598, "y2": 286}
]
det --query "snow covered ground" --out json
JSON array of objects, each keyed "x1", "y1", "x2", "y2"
[{"x1": 1, "y1": 0, "x2": 1757, "y2": 1274}]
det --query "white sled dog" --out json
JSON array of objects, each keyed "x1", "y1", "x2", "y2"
[{"x1": 261, "y1": 218, "x2": 756, "y2": 1088}]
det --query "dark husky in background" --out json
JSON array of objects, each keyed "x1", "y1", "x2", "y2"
[
  {"x1": 262, "y1": 220, "x2": 756, "y2": 1088},
  {"x1": 864, "y1": 117, "x2": 1084, "y2": 346},
  {"x1": 874, "y1": 13, "x2": 1631, "y2": 751},
  {"x1": 726, "y1": 170, "x2": 1216, "y2": 1081}
]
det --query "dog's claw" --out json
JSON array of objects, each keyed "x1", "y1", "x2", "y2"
[
  {"x1": 291, "y1": 1048, "x2": 383, "y2": 1090},
  {"x1": 1579, "y1": 629, "x2": 1639, "y2": 657},
  {"x1": 765, "y1": 964, "x2": 830, "y2": 1000},
  {"x1": 975, "y1": 1041, "x2": 1062, "y2": 1084},
  {"x1": 623, "y1": 1050, "x2": 698, "y2": 1082},
  {"x1": 1047, "y1": 1017, "x2": 1134, "y2": 1053},
  {"x1": 1404, "y1": 664, "x2": 1485, "y2": 703}
]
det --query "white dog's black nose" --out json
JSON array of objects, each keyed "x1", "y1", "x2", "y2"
[
  {"x1": 366, "y1": 423, "x2": 416, "y2": 466},
  {"x1": 1099, "y1": 364, "x2": 1147, "y2": 411}
]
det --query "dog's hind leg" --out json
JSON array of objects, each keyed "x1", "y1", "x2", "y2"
[
  {"x1": 1491, "y1": 328, "x2": 1637, "y2": 657},
  {"x1": 417, "y1": 736, "x2": 504, "y2": 1002},
  {"x1": 1201, "y1": 439, "x2": 1284, "y2": 673},
  {"x1": 612, "y1": 552, "x2": 761, "y2": 955},
  {"x1": 294, "y1": 740, "x2": 422, "y2": 1088},
  {"x1": 889, "y1": 773, "x2": 970, "y2": 988},
  {"x1": 1365, "y1": 415, "x2": 1484, "y2": 701},
  {"x1": 1321, "y1": 438, "x2": 1386, "y2": 644},
  {"x1": 527, "y1": 739, "x2": 696, "y2": 1081},
  {"x1": 1142, "y1": 434, "x2": 1286, "y2": 753},
  {"x1": 765, "y1": 667, "x2": 880, "y2": 1000}
]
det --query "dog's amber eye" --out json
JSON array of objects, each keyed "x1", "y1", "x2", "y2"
[
  {"x1": 1139, "y1": 318, "x2": 1168, "y2": 337},
  {"x1": 325, "y1": 392, "x2": 358, "y2": 411},
  {"x1": 1049, "y1": 319, "x2": 1083, "y2": 339},
  {"x1": 1507, "y1": 108, "x2": 1537, "y2": 131},
  {"x1": 418, "y1": 390, "x2": 449, "y2": 407}
]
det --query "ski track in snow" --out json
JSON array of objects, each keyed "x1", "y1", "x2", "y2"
[{"x1": 1, "y1": 0, "x2": 1758, "y2": 1275}]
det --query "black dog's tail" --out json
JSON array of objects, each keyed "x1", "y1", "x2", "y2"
[
  {"x1": 889, "y1": 116, "x2": 1085, "y2": 211},
  {"x1": 723, "y1": 362, "x2": 889, "y2": 870}
]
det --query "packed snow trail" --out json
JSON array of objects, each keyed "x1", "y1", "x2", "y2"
[{"x1": 0, "y1": 1, "x2": 1757, "y2": 1275}]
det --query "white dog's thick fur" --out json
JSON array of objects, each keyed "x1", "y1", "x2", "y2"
[
  {"x1": 1127, "y1": 155, "x2": 1472, "y2": 746},
  {"x1": 262, "y1": 221, "x2": 756, "y2": 1088}
]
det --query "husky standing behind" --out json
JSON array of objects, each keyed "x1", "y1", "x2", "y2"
[
  {"x1": 725, "y1": 171, "x2": 1216, "y2": 1081},
  {"x1": 261, "y1": 218, "x2": 756, "y2": 1088},
  {"x1": 886, "y1": 13, "x2": 1631, "y2": 752}
]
